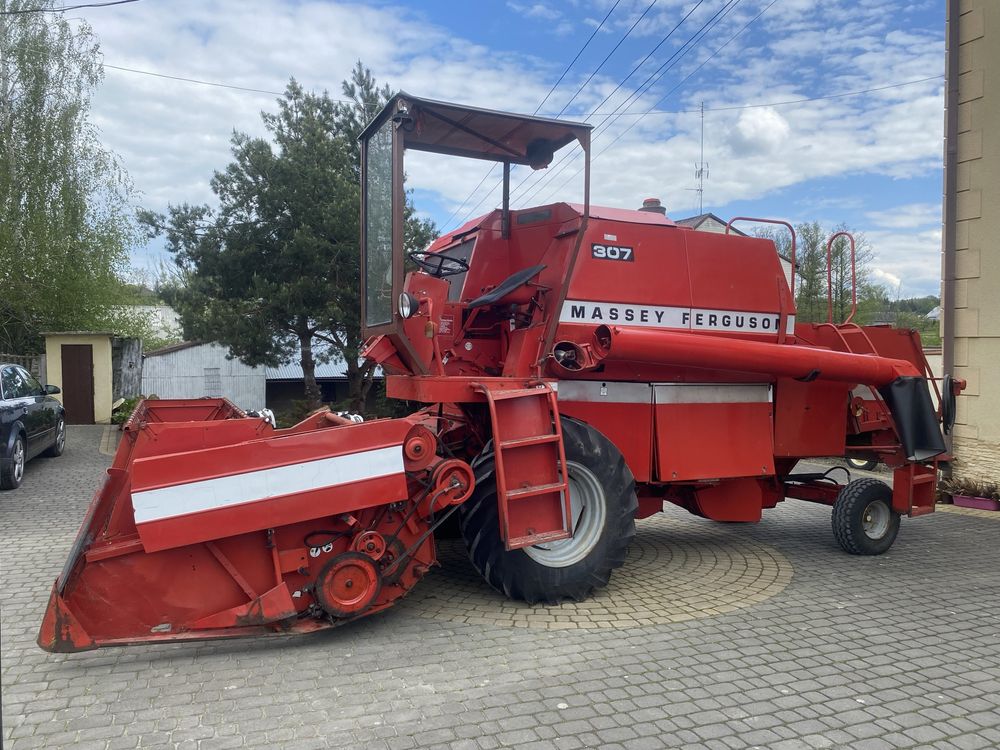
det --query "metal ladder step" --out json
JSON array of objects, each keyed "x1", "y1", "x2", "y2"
[
  {"x1": 484, "y1": 387, "x2": 551, "y2": 401},
  {"x1": 506, "y1": 481, "x2": 566, "y2": 501},
  {"x1": 499, "y1": 434, "x2": 561, "y2": 450}
]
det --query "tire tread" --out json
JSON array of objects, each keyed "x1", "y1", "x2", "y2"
[
  {"x1": 832, "y1": 477, "x2": 899, "y2": 555},
  {"x1": 460, "y1": 417, "x2": 637, "y2": 604}
]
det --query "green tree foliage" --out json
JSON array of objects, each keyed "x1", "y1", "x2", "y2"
[
  {"x1": 752, "y1": 222, "x2": 885, "y2": 325},
  {"x1": 0, "y1": 0, "x2": 140, "y2": 353},
  {"x1": 148, "y1": 64, "x2": 436, "y2": 411}
]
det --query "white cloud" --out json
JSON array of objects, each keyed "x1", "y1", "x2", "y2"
[
  {"x1": 866, "y1": 202, "x2": 940, "y2": 229},
  {"x1": 867, "y1": 227, "x2": 942, "y2": 296},
  {"x1": 728, "y1": 108, "x2": 790, "y2": 156},
  {"x1": 74, "y1": 0, "x2": 945, "y2": 293},
  {"x1": 507, "y1": 2, "x2": 561, "y2": 21},
  {"x1": 873, "y1": 268, "x2": 902, "y2": 289}
]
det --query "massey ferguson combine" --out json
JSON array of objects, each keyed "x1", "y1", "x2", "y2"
[{"x1": 40, "y1": 95, "x2": 961, "y2": 652}]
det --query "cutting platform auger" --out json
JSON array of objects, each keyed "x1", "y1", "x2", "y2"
[{"x1": 40, "y1": 95, "x2": 962, "y2": 652}]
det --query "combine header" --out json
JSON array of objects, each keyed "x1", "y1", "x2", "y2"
[{"x1": 40, "y1": 95, "x2": 961, "y2": 652}]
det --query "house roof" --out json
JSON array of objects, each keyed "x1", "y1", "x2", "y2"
[
  {"x1": 674, "y1": 213, "x2": 747, "y2": 235},
  {"x1": 144, "y1": 341, "x2": 205, "y2": 358},
  {"x1": 265, "y1": 356, "x2": 350, "y2": 381},
  {"x1": 263, "y1": 339, "x2": 354, "y2": 381}
]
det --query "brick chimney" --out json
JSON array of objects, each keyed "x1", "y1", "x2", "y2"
[{"x1": 638, "y1": 197, "x2": 666, "y2": 215}]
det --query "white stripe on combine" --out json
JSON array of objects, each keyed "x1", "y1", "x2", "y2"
[
  {"x1": 653, "y1": 383, "x2": 772, "y2": 404},
  {"x1": 556, "y1": 381, "x2": 772, "y2": 405},
  {"x1": 559, "y1": 300, "x2": 795, "y2": 336},
  {"x1": 132, "y1": 445, "x2": 403, "y2": 524}
]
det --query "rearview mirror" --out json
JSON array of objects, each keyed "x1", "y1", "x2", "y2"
[{"x1": 45, "y1": 384, "x2": 60, "y2": 395}]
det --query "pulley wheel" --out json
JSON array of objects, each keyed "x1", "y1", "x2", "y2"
[
  {"x1": 315, "y1": 552, "x2": 382, "y2": 618},
  {"x1": 351, "y1": 530, "x2": 387, "y2": 560},
  {"x1": 379, "y1": 535, "x2": 408, "y2": 585}
]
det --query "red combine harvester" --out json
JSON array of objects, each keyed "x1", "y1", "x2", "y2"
[{"x1": 40, "y1": 95, "x2": 962, "y2": 652}]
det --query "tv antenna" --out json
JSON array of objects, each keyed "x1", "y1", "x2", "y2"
[{"x1": 689, "y1": 101, "x2": 709, "y2": 214}]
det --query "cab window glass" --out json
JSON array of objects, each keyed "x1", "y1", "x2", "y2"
[{"x1": 443, "y1": 239, "x2": 476, "y2": 302}]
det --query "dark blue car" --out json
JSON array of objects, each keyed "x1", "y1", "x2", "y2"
[{"x1": 1, "y1": 363, "x2": 65, "y2": 490}]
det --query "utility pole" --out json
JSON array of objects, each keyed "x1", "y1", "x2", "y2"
[{"x1": 694, "y1": 101, "x2": 708, "y2": 214}]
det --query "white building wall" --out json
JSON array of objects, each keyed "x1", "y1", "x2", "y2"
[{"x1": 142, "y1": 343, "x2": 265, "y2": 410}]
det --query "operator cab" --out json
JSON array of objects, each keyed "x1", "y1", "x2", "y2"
[{"x1": 358, "y1": 94, "x2": 592, "y2": 375}]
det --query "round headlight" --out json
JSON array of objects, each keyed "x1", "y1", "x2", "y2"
[{"x1": 398, "y1": 292, "x2": 419, "y2": 319}]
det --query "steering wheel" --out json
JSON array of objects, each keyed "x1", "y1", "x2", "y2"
[{"x1": 408, "y1": 250, "x2": 470, "y2": 278}]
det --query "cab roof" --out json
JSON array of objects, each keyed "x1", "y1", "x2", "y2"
[{"x1": 360, "y1": 93, "x2": 592, "y2": 167}]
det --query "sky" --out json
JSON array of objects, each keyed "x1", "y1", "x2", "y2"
[{"x1": 72, "y1": 0, "x2": 945, "y2": 297}]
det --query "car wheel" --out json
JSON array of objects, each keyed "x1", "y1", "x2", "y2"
[
  {"x1": 1, "y1": 435, "x2": 26, "y2": 490},
  {"x1": 43, "y1": 417, "x2": 66, "y2": 457}
]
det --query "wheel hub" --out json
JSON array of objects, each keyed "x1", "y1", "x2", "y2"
[
  {"x1": 861, "y1": 500, "x2": 890, "y2": 539},
  {"x1": 13, "y1": 440, "x2": 24, "y2": 482},
  {"x1": 315, "y1": 552, "x2": 382, "y2": 618},
  {"x1": 523, "y1": 461, "x2": 607, "y2": 568}
]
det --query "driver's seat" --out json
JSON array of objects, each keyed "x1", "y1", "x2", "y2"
[{"x1": 467, "y1": 265, "x2": 546, "y2": 309}]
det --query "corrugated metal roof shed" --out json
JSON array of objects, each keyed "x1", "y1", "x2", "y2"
[
  {"x1": 264, "y1": 340, "x2": 357, "y2": 381},
  {"x1": 264, "y1": 355, "x2": 349, "y2": 381},
  {"x1": 142, "y1": 342, "x2": 265, "y2": 410}
]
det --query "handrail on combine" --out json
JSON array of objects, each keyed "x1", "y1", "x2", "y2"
[
  {"x1": 826, "y1": 231, "x2": 857, "y2": 324},
  {"x1": 725, "y1": 217, "x2": 797, "y2": 298}
]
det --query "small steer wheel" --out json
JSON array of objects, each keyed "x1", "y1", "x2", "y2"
[
  {"x1": 408, "y1": 250, "x2": 469, "y2": 278},
  {"x1": 832, "y1": 478, "x2": 900, "y2": 555},
  {"x1": 459, "y1": 417, "x2": 638, "y2": 604}
]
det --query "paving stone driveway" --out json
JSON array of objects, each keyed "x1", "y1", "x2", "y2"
[{"x1": 2, "y1": 426, "x2": 999, "y2": 750}]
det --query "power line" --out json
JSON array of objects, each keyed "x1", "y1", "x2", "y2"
[
  {"x1": 1, "y1": 0, "x2": 140, "y2": 14},
  {"x1": 462, "y1": 0, "x2": 706, "y2": 224},
  {"x1": 547, "y1": 74, "x2": 945, "y2": 117},
  {"x1": 535, "y1": 0, "x2": 779, "y2": 206},
  {"x1": 520, "y1": 0, "x2": 744, "y2": 208},
  {"x1": 445, "y1": 0, "x2": 628, "y2": 227},
  {"x1": 553, "y1": 0, "x2": 657, "y2": 117},
  {"x1": 103, "y1": 63, "x2": 290, "y2": 97},
  {"x1": 534, "y1": 0, "x2": 623, "y2": 115}
]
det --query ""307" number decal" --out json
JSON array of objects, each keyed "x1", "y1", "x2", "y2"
[{"x1": 591, "y1": 243, "x2": 634, "y2": 262}]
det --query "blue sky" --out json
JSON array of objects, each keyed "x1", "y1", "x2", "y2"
[{"x1": 79, "y1": 0, "x2": 945, "y2": 296}]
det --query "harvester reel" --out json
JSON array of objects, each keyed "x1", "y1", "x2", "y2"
[{"x1": 315, "y1": 552, "x2": 382, "y2": 619}]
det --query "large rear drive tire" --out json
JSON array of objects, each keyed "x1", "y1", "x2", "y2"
[
  {"x1": 459, "y1": 417, "x2": 638, "y2": 604},
  {"x1": 832, "y1": 478, "x2": 900, "y2": 555}
]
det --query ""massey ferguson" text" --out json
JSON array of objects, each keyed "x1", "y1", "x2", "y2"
[{"x1": 559, "y1": 300, "x2": 789, "y2": 334}]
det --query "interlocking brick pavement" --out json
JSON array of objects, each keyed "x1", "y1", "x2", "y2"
[{"x1": 3, "y1": 426, "x2": 999, "y2": 749}]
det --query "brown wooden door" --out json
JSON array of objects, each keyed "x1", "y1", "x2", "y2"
[{"x1": 61, "y1": 344, "x2": 95, "y2": 424}]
